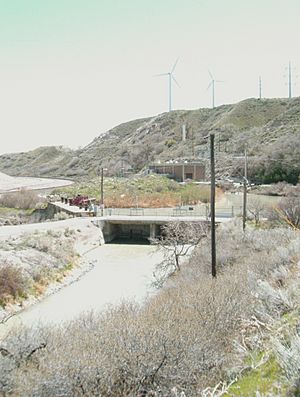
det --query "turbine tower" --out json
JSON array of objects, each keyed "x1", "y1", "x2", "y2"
[
  {"x1": 207, "y1": 70, "x2": 223, "y2": 108},
  {"x1": 156, "y1": 58, "x2": 180, "y2": 112}
]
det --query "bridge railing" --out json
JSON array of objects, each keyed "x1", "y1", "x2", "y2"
[{"x1": 102, "y1": 205, "x2": 242, "y2": 218}]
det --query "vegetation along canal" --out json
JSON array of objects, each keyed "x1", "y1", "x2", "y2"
[{"x1": 1, "y1": 243, "x2": 163, "y2": 337}]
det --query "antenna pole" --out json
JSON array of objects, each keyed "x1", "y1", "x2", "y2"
[
  {"x1": 259, "y1": 76, "x2": 262, "y2": 99},
  {"x1": 288, "y1": 61, "x2": 292, "y2": 99}
]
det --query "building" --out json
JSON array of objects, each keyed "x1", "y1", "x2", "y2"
[{"x1": 149, "y1": 161, "x2": 206, "y2": 182}]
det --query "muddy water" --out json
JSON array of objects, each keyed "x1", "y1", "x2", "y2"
[{"x1": 1, "y1": 244, "x2": 162, "y2": 336}]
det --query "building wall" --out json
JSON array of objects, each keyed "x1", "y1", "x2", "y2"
[{"x1": 150, "y1": 163, "x2": 205, "y2": 182}]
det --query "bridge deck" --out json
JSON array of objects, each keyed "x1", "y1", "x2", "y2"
[
  {"x1": 96, "y1": 215, "x2": 231, "y2": 224},
  {"x1": 51, "y1": 201, "x2": 236, "y2": 221}
]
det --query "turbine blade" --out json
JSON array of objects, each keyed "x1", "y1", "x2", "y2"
[
  {"x1": 172, "y1": 75, "x2": 180, "y2": 87},
  {"x1": 171, "y1": 57, "x2": 179, "y2": 74},
  {"x1": 206, "y1": 81, "x2": 212, "y2": 90},
  {"x1": 153, "y1": 73, "x2": 169, "y2": 77},
  {"x1": 208, "y1": 70, "x2": 214, "y2": 80},
  {"x1": 215, "y1": 80, "x2": 224, "y2": 83}
]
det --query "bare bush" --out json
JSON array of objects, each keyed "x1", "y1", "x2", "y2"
[
  {"x1": 0, "y1": 264, "x2": 27, "y2": 306},
  {"x1": 247, "y1": 196, "x2": 267, "y2": 225},
  {"x1": 275, "y1": 196, "x2": 300, "y2": 229},
  {"x1": 2, "y1": 270, "x2": 251, "y2": 396},
  {"x1": 151, "y1": 221, "x2": 208, "y2": 286}
]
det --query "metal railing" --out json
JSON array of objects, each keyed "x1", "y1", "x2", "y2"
[{"x1": 98, "y1": 205, "x2": 243, "y2": 219}]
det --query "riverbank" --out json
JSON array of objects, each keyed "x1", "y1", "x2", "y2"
[
  {"x1": 0, "y1": 257, "x2": 97, "y2": 326},
  {"x1": 0, "y1": 218, "x2": 102, "y2": 331}
]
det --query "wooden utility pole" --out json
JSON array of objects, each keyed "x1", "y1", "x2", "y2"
[
  {"x1": 259, "y1": 76, "x2": 262, "y2": 100},
  {"x1": 243, "y1": 149, "x2": 248, "y2": 231},
  {"x1": 210, "y1": 134, "x2": 217, "y2": 278},
  {"x1": 100, "y1": 167, "x2": 104, "y2": 216}
]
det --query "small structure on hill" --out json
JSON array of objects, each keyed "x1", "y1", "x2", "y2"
[{"x1": 149, "y1": 161, "x2": 206, "y2": 182}]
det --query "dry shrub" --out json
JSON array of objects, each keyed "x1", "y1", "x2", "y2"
[
  {"x1": 1, "y1": 223, "x2": 300, "y2": 396},
  {"x1": 1, "y1": 266, "x2": 253, "y2": 396},
  {"x1": 0, "y1": 264, "x2": 27, "y2": 305},
  {"x1": 105, "y1": 192, "x2": 180, "y2": 208},
  {"x1": 0, "y1": 230, "x2": 77, "y2": 311},
  {"x1": 22, "y1": 231, "x2": 76, "y2": 264},
  {"x1": 276, "y1": 197, "x2": 300, "y2": 229},
  {"x1": 0, "y1": 189, "x2": 43, "y2": 210},
  {"x1": 273, "y1": 332, "x2": 300, "y2": 380}
]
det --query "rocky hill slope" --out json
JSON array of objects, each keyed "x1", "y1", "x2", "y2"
[{"x1": 0, "y1": 97, "x2": 299, "y2": 183}]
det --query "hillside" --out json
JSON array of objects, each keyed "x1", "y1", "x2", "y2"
[{"x1": 0, "y1": 97, "x2": 299, "y2": 183}]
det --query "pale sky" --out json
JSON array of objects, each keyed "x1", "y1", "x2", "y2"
[{"x1": 0, "y1": 0, "x2": 299, "y2": 155}]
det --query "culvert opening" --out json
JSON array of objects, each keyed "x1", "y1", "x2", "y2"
[{"x1": 104, "y1": 223, "x2": 162, "y2": 244}]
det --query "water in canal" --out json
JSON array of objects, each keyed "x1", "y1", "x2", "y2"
[{"x1": 1, "y1": 244, "x2": 162, "y2": 336}]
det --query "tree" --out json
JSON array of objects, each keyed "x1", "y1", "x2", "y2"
[
  {"x1": 247, "y1": 196, "x2": 266, "y2": 226},
  {"x1": 275, "y1": 196, "x2": 300, "y2": 230},
  {"x1": 151, "y1": 221, "x2": 208, "y2": 287}
]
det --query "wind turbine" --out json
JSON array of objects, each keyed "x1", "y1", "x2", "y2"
[
  {"x1": 207, "y1": 70, "x2": 223, "y2": 108},
  {"x1": 155, "y1": 58, "x2": 180, "y2": 112}
]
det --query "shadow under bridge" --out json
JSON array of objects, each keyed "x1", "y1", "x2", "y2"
[{"x1": 93, "y1": 215, "x2": 215, "y2": 244}]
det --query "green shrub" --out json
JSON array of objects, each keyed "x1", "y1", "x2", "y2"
[
  {"x1": 165, "y1": 139, "x2": 176, "y2": 147},
  {"x1": 251, "y1": 161, "x2": 300, "y2": 185}
]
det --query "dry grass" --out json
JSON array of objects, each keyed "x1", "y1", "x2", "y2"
[
  {"x1": 0, "y1": 189, "x2": 44, "y2": 210},
  {"x1": 57, "y1": 175, "x2": 213, "y2": 208}
]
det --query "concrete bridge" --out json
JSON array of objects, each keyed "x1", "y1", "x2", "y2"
[
  {"x1": 48, "y1": 201, "x2": 234, "y2": 243},
  {"x1": 93, "y1": 215, "x2": 231, "y2": 243}
]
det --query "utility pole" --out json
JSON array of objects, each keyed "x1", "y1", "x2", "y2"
[
  {"x1": 243, "y1": 149, "x2": 248, "y2": 231},
  {"x1": 259, "y1": 76, "x2": 262, "y2": 100},
  {"x1": 210, "y1": 133, "x2": 217, "y2": 278},
  {"x1": 100, "y1": 167, "x2": 104, "y2": 216},
  {"x1": 288, "y1": 61, "x2": 292, "y2": 99}
]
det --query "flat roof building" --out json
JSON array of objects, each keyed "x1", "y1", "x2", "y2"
[{"x1": 149, "y1": 161, "x2": 206, "y2": 182}]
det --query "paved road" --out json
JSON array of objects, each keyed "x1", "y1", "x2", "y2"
[
  {"x1": 0, "y1": 218, "x2": 93, "y2": 239},
  {"x1": 0, "y1": 173, "x2": 73, "y2": 193}
]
